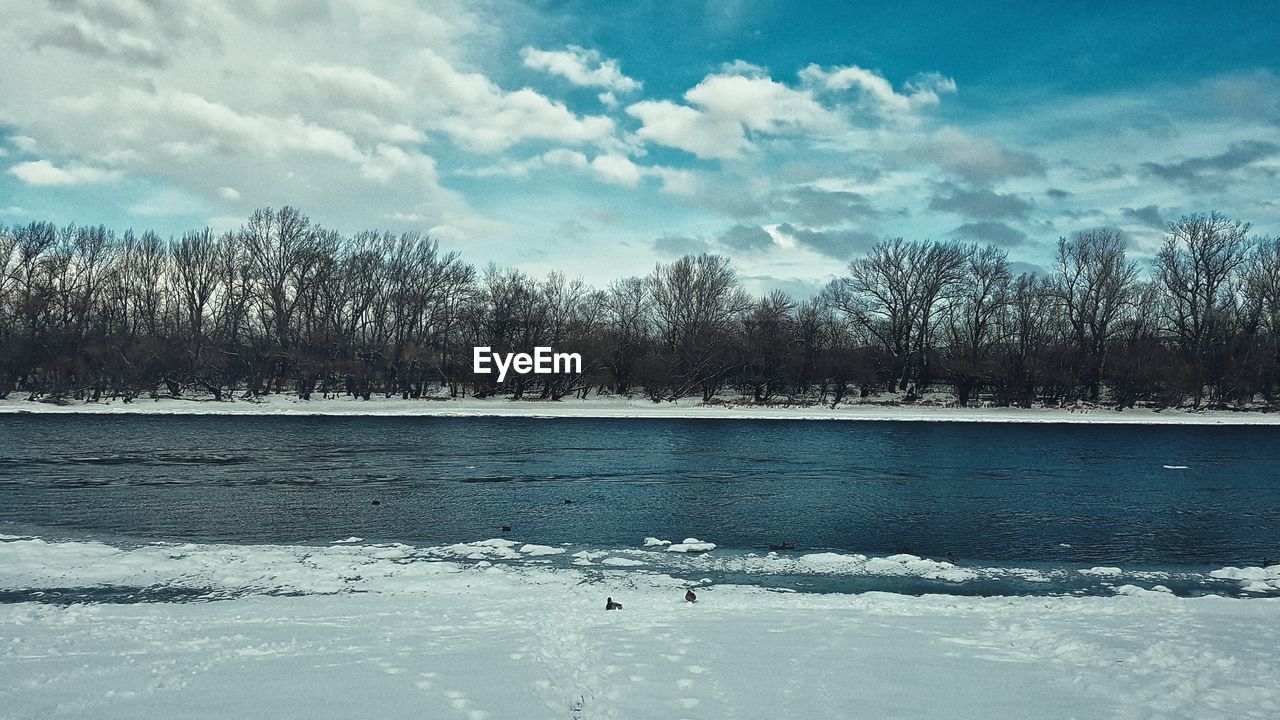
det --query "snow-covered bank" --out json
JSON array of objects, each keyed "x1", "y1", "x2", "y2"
[
  {"x1": 3, "y1": 543, "x2": 1279, "y2": 719},
  {"x1": 3, "y1": 393, "x2": 1279, "y2": 425}
]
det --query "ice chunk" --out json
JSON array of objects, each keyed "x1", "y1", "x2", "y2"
[
  {"x1": 518, "y1": 544, "x2": 564, "y2": 556},
  {"x1": 667, "y1": 538, "x2": 716, "y2": 553}
]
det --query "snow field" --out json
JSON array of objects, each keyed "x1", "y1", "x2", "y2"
[
  {"x1": 1, "y1": 537, "x2": 1279, "y2": 718},
  {"x1": 3, "y1": 568, "x2": 1279, "y2": 719}
]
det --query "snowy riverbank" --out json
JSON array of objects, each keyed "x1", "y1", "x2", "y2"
[
  {"x1": 2, "y1": 536, "x2": 1279, "y2": 719},
  {"x1": 2, "y1": 393, "x2": 1279, "y2": 425}
]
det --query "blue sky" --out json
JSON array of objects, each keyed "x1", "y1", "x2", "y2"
[{"x1": 1, "y1": 0, "x2": 1278, "y2": 295}]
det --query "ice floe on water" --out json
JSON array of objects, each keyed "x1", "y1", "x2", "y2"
[
  {"x1": 1210, "y1": 565, "x2": 1280, "y2": 594},
  {"x1": 666, "y1": 538, "x2": 715, "y2": 553},
  {"x1": 517, "y1": 543, "x2": 565, "y2": 556},
  {"x1": 0, "y1": 534, "x2": 1275, "y2": 601}
]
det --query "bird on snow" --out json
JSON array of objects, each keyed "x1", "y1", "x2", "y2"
[
  {"x1": 606, "y1": 597, "x2": 623, "y2": 610},
  {"x1": 685, "y1": 589, "x2": 697, "y2": 603}
]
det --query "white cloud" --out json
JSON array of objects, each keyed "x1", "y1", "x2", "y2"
[
  {"x1": 457, "y1": 147, "x2": 689, "y2": 193},
  {"x1": 8, "y1": 159, "x2": 121, "y2": 186},
  {"x1": 650, "y1": 166, "x2": 698, "y2": 195},
  {"x1": 520, "y1": 45, "x2": 641, "y2": 93},
  {"x1": 9, "y1": 135, "x2": 37, "y2": 153},
  {"x1": 455, "y1": 148, "x2": 590, "y2": 178},
  {"x1": 800, "y1": 64, "x2": 956, "y2": 115},
  {"x1": 0, "y1": 0, "x2": 624, "y2": 240},
  {"x1": 295, "y1": 63, "x2": 408, "y2": 109},
  {"x1": 415, "y1": 49, "x2": 617, "y2": 153},
  {"x1": 33, "y1": 13, "x2": 166, "y2": 67},
  {"x1": 590, "y1": 153, "x2": 643, "y2": 186},
  {"x1": 627, "y1": 99, "x2": 749, "y2": 160},
  {"x1": 625, "y1": 65, "x2": 891, "y2": 160},
  {"x1": 914, "y1": 127, "x2": 1046, "y2": 181},
  {"x1": 686, "y1": 73, "x2": 839, "y2": 134}
]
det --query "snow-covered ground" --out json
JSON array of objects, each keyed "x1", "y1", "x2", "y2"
[
  {"x1": 2, "y1": 393, "x2": 1278, "y2": 425},
  {"x1": 3, "y1": 536, "x2": 1279, "y2": 719}
]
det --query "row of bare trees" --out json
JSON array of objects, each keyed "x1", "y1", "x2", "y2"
[{"x1": 2, "y1": 207, "x2": 1278, "y2": 409}]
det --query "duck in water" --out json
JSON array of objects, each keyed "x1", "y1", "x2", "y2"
[
  {"x1": 685, "y1": 589, "x2": 697, "y2": 603},
  {"x1": 605, "y1": 597, "x2": 623, "y2": 610}
]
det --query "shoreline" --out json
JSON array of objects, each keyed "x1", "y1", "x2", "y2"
[{"x1": 1, "y1": 393, "x2": 1279, "y2": 425}]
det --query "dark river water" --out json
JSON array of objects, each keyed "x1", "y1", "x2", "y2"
[{"x1": 1, "y1": 415, "x2": 1277, "y2": 566}]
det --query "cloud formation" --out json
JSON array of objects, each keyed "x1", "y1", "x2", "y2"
[
  {"x1": 1, "y1": 2, "x2": 1278, "y2": 289},
  {"x1": 929, "y1": 184, "x2": 1033, "y2": 220},
  {"x1": 915, "y1": 129, "x2": 1046, "y2": 182},
  {"x1": 776, "y1": 223, "x2": 879, "y2": 261},
  {"x1": 9, "y1": 159, "x2": 121, "y2": 186},
  {"x1": 772, "y1": 186, "x2": 879, "y2": 225},
  {"x1": 1141, "y1": 141, "x2": 1280, "y2": 190},
  {"x1": 1121, "y1": 204, "x2": 1167, "y2": 229},
  {"x1": 627, "y1": 63, "x2": 934, "y2": 160},
  {"x1": 521, "y1": 46, "x2": 641, "y2": 93},
  {"x1": 950, "y1": 221, "x2": 1028, "y2": 247},
  {"x1": 718, "y1": 224, "x2": 775, "y2": 252},
  {"x1": 800, "y1": 65, "x2": 956, "y2": 115}
]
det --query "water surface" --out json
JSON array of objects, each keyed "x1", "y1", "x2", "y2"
[{"x1": 2, "y1": 415, "x2": 1275, "y2": 567}]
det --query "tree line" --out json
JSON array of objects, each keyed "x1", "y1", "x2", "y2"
[{"x1": 2, "y1": 206, "x2": 1279, "y2": 410}]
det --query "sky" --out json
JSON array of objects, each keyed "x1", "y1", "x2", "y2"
[{"x1": 1, "y1": 0, "x2": 1278, "y2": 296}]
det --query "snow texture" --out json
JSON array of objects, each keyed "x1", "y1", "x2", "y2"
[{"x1": 1, "y1": 537, "x2": 1279, "y2": 719}]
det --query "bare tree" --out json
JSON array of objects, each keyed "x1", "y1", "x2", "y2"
[
  {"x1": 648, "y1": 254, "x2": 750, "y2": 401},
  {"x1": 837, "y1": 238, "x2": 969, "y2": 395},
  {"x1": 741, "y1": 289, "x2": 797, "y2": 402},
  {"x1": 4, "y1": 206, "x2": 1280, "y2": 412},
  {"x1": 241, "y1": 206, "x2": 317, "y2": 352},
  {"x1": 1154, "y1": 212, "x2": 1252, "y2": 406},
  {"x1": 945, "y1": 244, "x2": 1011, "y2": 404},
  {"x1": 602, "y1": 277, "x2": 650, "y2": 394},
  {"x1": 1051, "y1": 229, "x2": 1138, "y2": 402},
  {"x1": 1001, "y1": 273, "x2": 1057, "y2": 407}
]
